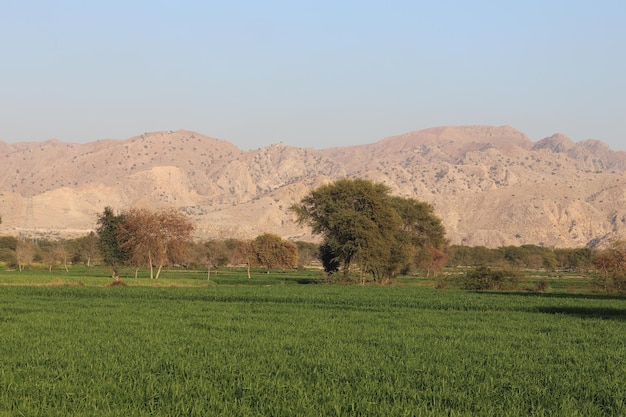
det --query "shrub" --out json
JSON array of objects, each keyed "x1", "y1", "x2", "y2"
[
  {"x1": 533, "y1": 278, "x2": 550, "y2": 293},
  {"x1": 593, "y1": 271, "x2": 626, "y2": 294},
  {"x1": 461, "y1": 266, "x2": 518, "y2": 291},
  {"x1": 0, "y1": 248, "x2": 18, "y2": 268}
]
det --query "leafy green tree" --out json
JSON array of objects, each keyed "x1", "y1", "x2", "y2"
[
  {"x1": 96, "y1": 206, "x2": 129, "y2": 279},
  {"x1": 292, "y1": 178, "x2": 446, "y2": 283},
  {"x1": 0, "y1": 236, "x2": 18, "y2": 269},
  {"x1": 390, "y1": 196, "x2": 448, "y2": 275},
  {"x1": 319, "y1": 239, "x2": 340, "y2": 275},
  {"x1": 0, "y1": 236, "x2": 17, "y2": 251},
  {"x1": 292, "y1": 179, "x2": 402, "y2": 282},
  {"x1": 554, "y1": 247, "x2": 593, "y2": 272}
]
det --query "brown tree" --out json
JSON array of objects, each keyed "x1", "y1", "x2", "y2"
[
  {"x1": 192, "y1": 240, "x2": 230, "y2": 281},
  {"x1": 230, "y1": 239, "x2": 254, "y2": 279},
  {"x1": 593, "y1": 240, "x2": 626, "y2": 293},
  {"x1": 118, "y1": 208, "x2": 195, "y2": 279},
  {"x1": 252, "y1": 233, "x2": 298, "y2": 273}
]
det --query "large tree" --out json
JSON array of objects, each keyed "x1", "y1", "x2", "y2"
[
  {"x1": 117, "y1": 208, "x2": 194, "y2": 279},
  {"x1": 292, "y1": 178, "x2": 446, "y2": 283}
]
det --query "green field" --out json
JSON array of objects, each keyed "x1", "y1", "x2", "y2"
[{"x1": 1, "y1": 269, "x2": 625, "y2": 416}]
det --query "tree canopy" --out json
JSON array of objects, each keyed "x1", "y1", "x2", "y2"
[
  {"x1": 252, "y1": 233, "x2": 298, "y2": 273},
  {"x1": 117, "y1": 208, "x2": 195, "y2": 279},
  {"x1": 291, "y1": 178, "x2": 447, "y2": 282},
  {"x1": 96, "y1": 207, "x2": 194, "y2": 279}
]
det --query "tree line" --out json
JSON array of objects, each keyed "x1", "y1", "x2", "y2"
[
  {"x1": 95, "y1": 207, "x2": 300, "y2": 280},
  {"x1": 447, "y1": 244, "x2": 595, "y2": 272},
  {"x1": 1, "y1": 178, "x2": 625, "y2": 291},
  {"x1": 0, "y1": 234, "x2": 611, "y2": 276}
]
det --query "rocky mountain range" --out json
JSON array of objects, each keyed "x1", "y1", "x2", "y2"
[{"x1": 1, "y1": 125, "x2": 625, "y2": 248}]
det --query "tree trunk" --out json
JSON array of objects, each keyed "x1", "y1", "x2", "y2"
[
  {"x1": 148, "y1": 252, "x2": 154, "y2": 279},
  {"x1": 342, "y1": 261, "x2": 351, "y2": 282},
  {"x1": 155, "y1": 264, "x2": 163, "y2": 280},
  {"x1": 247, "y1": 262, "x2": 251, "y2": 279}
]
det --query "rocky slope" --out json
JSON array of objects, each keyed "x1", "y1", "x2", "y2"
[{"x1": 1, "y1": 126, "x2": 624, "y2": 248}]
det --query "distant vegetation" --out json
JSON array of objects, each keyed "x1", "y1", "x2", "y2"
[
  {"x1": 0, "y1": 233, "x2": 626, "y2": 293},
  {"x1": 1, "y1": 174, "x2": 626, "y2": 292},
  {"x1": 1, "y1": 231, "x2": 626, "y2": 293}
]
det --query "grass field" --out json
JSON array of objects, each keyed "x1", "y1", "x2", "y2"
[{"x1": 1, "y1": 268, "x2": 625, "y2": 416}]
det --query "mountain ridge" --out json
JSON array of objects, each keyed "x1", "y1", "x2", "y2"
[{"x1": 1, "y1": 125, "x2": 625, "y2": 248}]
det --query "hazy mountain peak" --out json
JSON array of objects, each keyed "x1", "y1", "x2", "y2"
[
  {"x1": 0, "y1": 125, "x2": 625, "y2": 248},
  {"x1": 532, "y1": 133, "x2": 576, "y2": 153}
]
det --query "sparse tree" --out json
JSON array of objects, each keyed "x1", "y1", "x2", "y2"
[
  {"x1": 42, "y1": 246, "x2": 59, "y2": 272},
  {"x1": 54, "y1": 243, "x2": 71, "y2": 272},
  {"x1": 229, "y1": 239, "x2": 254, "y2": 279},
  {"x1": 199, "y1": 240, "x2": 229, "y2": 280},
  {"x1": 117, "y1": 208, "x2": 194, "y2": 279},
  {"x1": 593, "y1": 240, "x2": 626, "y2": 293},
  {"x1": 70, "y1": 232, "x2": 100, "y2": 267},
  {"x1": 15, "y1": 238, "x2": 35, "y2": 272}
]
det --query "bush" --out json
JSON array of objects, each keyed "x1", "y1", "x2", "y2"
[
  {"x1": 461, "y1": 266, "x2": 518, "y2": 291},
  {"x1": 593, "y1": 271, "x2": 626, "y2": 294},
  {"x1": 0, "y1": 248, "x2": 17, "y2": 268},
  {"x1": 533, "y1": 278, "x2": 550, "y2": 293}
]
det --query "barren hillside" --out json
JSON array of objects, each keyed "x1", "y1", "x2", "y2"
[{"x1": 1, "y1": 126, "x2": 625, "y2": 247}]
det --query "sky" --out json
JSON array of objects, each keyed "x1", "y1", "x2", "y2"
[{"x1": 1, "y1": 0, "x2": 625, "y2": 151}]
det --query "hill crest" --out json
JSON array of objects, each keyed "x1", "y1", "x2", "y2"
[{"x1": 1, "y1": 126, "x2": 625, "y2": 248}]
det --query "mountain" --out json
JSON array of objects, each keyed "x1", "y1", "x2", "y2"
[{"x1": 1, "y1": 126, "x2": 625, "y2": 248}]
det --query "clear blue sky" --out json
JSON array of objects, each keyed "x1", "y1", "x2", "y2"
[{"x1": 2, "y1": 0, "x2": 625, "y2": 150}]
